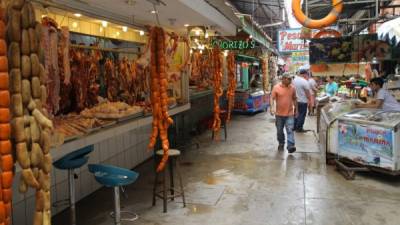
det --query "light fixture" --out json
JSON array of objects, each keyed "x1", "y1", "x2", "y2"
[
  {"x1": 194, "y1": 38, "x2": 198, "y2": 43},
  {"x1": 72, "y1": 22, "x2": 78, "y2": 28},
  {"x1": 195, "y1": 30, "x2": 200, "y2": 36},
  {"x1": 122, "y1": 26, "x2": 128, "y2": 32},
  {"x1": 74, "y1": 13, "x2": 81, "y2": 17},
  {"x1": 190, "y1": 49, "x2": 193, "y2": 54},
  {"x1": 224, "y1": 50, "x2": 228, "y2": 57},
  {"x1": 41, "y1": 15, "x2": 46, "y2": 18},
  {"x1": 249, "y1": 35, "x2": 253, "y2": 39},
  {"x1": 200, "y1": 50, "x2": 203, "y2": 54},
  {"x1": 139, "y1": 30, "x2": 145, "y2": 36},
  {"x1": 205, "y1": 33, "x2": 209, "y2": 39},
  {"x1": 184, "y1": 24, "x2": 189, "y2": 27},
  {"x1": 372, "y1": 57, "x2": 379, "y2": 64},
  {"x1": 150, "y1": 10, "x2": 157, "y2": 14},
  {"x1": 101, "y1": 21, "x2": 108, "y2": 28}
]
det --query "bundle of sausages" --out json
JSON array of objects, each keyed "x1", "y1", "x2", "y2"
[
  {"x1": 212, "y1": 48, "x2": 223, "y2": 140},
  {"x1": 261, "y1": 58, "x2": 269, "y2": 92},
  {"x1": 226, "y1": 52, "x2": 236, "y2": 122},
  {"x1": 0, "y1": 5, "x2": 12, "y2": 225},
  {"x1": 147, "y1": 27, "x2": 173, "y2": 172},
  {"x1": 7, "y1": 1, "x2": 53, "y2": 224}
]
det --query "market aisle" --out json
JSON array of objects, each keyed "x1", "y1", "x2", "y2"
[{"x1": 53, "y1": 113, "x2": 400, "y2": 225}]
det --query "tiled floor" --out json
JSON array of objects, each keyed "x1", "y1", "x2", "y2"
[{"x1": 52, "y1": 112, "x2": 400, "y2": 225}]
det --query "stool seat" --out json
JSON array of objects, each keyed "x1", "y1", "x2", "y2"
[
  {"x1": 156, "y1": 149, "x2": 181, "y2": 157},
  {"x1": 88, "y1": 164, "x2": 139, "y2": 187},
  {"x1": 53, "y1": 146, "x2": 94, "y2": 170}
]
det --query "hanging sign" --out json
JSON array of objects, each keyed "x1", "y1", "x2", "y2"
[
  {"x1": 277, "y1": 28, "x2": 309, "y2": 53},
  {"x1": 212, "y1": 39, "x2": 256, "y2": 50}
]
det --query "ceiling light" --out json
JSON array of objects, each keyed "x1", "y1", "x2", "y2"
[
  {"x1": 184, "y1": 24, "x2": 189, "y2": 27},
  {"x1": 151, "y1": 10, "x2": 157, "y2": 14},
  {"x1": 205, "y1": 33, "x2": 209, "y2": 39},
  {"x1": 190, "y1": 49, "x2": 193, "y2": 54},
  {"x1": 72, "y1": 22, "x2": 78, "y2": 28},
  {"x1": 41, "y1": 15, "x2": 46, "y2": 18},
  {"x1": 194, "y1": 38, "x2": 198, "y2": 43},
  {"x1": 195, "y1": 30, "x2": 200, "y2": 36},
  {"x1": 224, "y1": 50, "x2": 228, "y2": 57},
  {"x1": 122, "y1": 26, "x2": 128, "y2": 32},
  {"x1": 139, "y1": 30, "x2": 145, "y2": 36},
  {"x1": 74, "y1": 13, "x2": 81, "y2": 17},
  {"x1": 200, "y1": 50, "x2": 203, "y2": 54},
  {"x1": 249, "y1": 35, "x2": 253, "y2": 39},
  {"x1": 101, "y1": 21, "x2": 108, "y2": 27}
]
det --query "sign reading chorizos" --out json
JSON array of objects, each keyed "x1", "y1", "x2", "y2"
[{"x1": 211, "y1": 39, "x2": 256, "y2": 50}]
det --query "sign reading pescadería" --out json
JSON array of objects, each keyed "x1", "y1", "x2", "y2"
[{"x1": 212, "y1": 39, "x2": 256, "y2": 50}]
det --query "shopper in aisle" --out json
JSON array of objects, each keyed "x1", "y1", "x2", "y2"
[
  {"x1": 293, "y1": 68, "x2": 311, "y2": 133},
  {"x1": 325, "y1": 76, "x2": 338, "y2": 97},
  {"x1": 270, "y1": 73, "x2": 297, "y2": 153},
  {"x1": 355, "y1": 77, "x2": 400, "y2": 112},
  {"x1": 307, "y1": 74, "x2": 318, "y2": 116}
]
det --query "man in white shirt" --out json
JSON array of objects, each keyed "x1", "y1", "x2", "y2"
[
  {"x1": 307, "y1": 75, "x2": 318, "y2": 116},
  {"x1": 292, "y1": 69, "x2": 311, "y2": 132},
  {"x1": 355, "y1": 77, "x2": 400, "y2": 111}
]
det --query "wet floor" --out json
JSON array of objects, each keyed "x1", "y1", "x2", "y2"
[{"x1": 53, "y1": 113, "x2": 400, "y2": 225}]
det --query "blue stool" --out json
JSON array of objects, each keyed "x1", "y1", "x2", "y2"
[
  {"x1": 88, "y1": 164, "x2": 139, "y2": 225},
  {"x1": 53, "y1": 145, "x2": 94, "y2": 225}
]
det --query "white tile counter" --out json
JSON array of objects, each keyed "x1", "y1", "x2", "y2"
[{"x1": 11, "y1": 103, "x2": 190, "y2": 223}]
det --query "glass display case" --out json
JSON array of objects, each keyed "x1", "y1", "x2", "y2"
[{"x1": 337, "y1": 109, "x2": 400, "y2": 172}]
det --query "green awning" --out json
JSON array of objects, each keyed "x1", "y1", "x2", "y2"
[
  {"x1": 239, "y1": 16, "x2": 272, "y2": 50},
  {"x1": 236, "y1": 54, "x2": 260, "y2": 62}
]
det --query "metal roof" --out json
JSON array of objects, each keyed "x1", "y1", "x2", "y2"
[{"x1": 228, "y1": 0, "x2": 288, "y2": 42}]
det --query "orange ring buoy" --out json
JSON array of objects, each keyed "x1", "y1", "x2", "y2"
[
  {"x1": 292, "y1": 0, "x2": 343, "y2": 29},
  {"x1": 313, "y1": 29, "x2": 342, "y2": 38}
]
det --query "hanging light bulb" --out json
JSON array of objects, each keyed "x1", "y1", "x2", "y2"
[
  {"x1": 190, "y1": 49, "x2": 193, "y2": 54},
  {"x1": 101, "y1": 21, "x2": 108, "y2": 28},
  {"x1": 200, "y1": 50, "x2": 203, "y2": 54},
  {"x1": 122, "y1": 26, "x2": 128, "y2": 32},
  {"x1": 249, "y1": 35, "x2": 253, "y2": 39},
  {"x1": 224, "y1": 50, "x2": 229, "y2": 57},
  {"x1": 205, "y1": 32, "x2": 209, "y2": 39},
  {"x1": 195, "y1": 30, "x2": 200, "y2": 36},
  {"x1": 139, "y1": 30, "x2": 145, "y2": 36}
]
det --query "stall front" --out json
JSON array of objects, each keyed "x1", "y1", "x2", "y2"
[
  {"x1": 337, "y1": 109, "x2": 400, "y2": 174},
  {"x1": 5, "y1": 0, "x2": 242, "y2": 223}
]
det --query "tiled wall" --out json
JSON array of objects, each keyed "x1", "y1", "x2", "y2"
[{"x1": 12, "y1": 124, "x2": 153, "y2": 225}]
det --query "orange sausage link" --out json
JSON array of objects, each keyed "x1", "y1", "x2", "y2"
[
  {"x1": 0, "y1": 109, "x2": 9, "y2": 123},
  {"x1": 0, "y1": 124, "x2": 10, "y2": 140},
  {"x1": 0, "y1": 91, "x2": 9, "y2": 108},
  {"x1": 1, "y1": 155, "x2": 12, "y2": 172},
  {"x1": 0, "y1": 141, "x2": 11, "y2": 155},
  {"x1": 1, "y1": 172, "x2": 12, "y2": 189},
  {"x1": 2, "y1": 189, "x2": 11, "y2": 203},
  {"x1": 0, "y1": 73, "x2": 8, "y2": 90}
]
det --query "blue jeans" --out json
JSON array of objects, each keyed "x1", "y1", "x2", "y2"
[
  {"x1": 295, "y1": 102, "x2": 308, "y2": 131},
  {"x1": 275, "y1": 116, "x2": 295, "y2": 149}
]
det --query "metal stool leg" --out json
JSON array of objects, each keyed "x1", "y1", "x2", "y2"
[
  {"x1": 176, "y1": 158, "x2": 186, "y2": 207},
  {"x1": 113, "y1": 187, "x2": 121, "y2": 225},
  {"x1": 152, "y1": 171, "x2": 159, "y2": 206},
  {"x1": 224, "y1": 123, "x2": 227, "y2": 140},
  {"x1": 163, "y1": 168, "x2": 167, "y2": 213},
  {"x1": 68, "y1": 169, "x2": 76, "y2": 225},
  {"x1": 169, "y1": 159, "x2": 175, "y2": 201}
]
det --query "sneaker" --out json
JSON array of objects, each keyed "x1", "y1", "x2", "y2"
[
  {"x1": 278, "y1": 144, "x2": 284, "y2": 151},
  {"x1": 288, "y1": 146, "x2": 296, "y2": 153}
]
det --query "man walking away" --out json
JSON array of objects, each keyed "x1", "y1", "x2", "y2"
[
  {"x1": 293, "y1": 68, "x2": 311, "y2": 132},
  {"x1": 270, "y1": 73, "x2": 297, "y2": 153}
]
